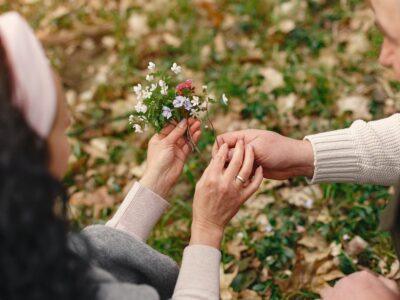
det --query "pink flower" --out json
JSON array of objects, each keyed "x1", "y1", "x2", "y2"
[
  {"x1": 176, "y1": 83, "x2": 186, "y2": 90},
  {"x1": 176, "y1": 80, "x2": 194, "y2": 96}
]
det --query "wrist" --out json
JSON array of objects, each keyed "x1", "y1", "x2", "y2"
[
  {"x1": 299, "y1": 139, "x2": 315, "y2": 178},
  {"x1": 139, "y1": 172, "x2": 171, "y2": 199},
  {"x1": 290, "y1": 139, "x2": 315, "y2": 178},
  {"x1": 190, "y1": 220, "x2": 224, "y2": 249}
]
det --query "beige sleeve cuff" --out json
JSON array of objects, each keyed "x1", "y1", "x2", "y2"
[
  {"x1": 106, "y1": 182, "x2": 169, "y2": 242},
  {"x1": 305, "y1": 114, "x2": 400, "y2": 186},
  {"x1": 173, "y1": 245, "x2": 221, "y2": 300},
  {"x1": 304, "y1": 128, "x2": 358, "y2": 184}
]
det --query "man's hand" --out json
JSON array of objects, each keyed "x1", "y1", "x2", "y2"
[
  {"x1": 320, "y1": 271, "x2": 400, "y2": 300},
  {"x1": 212, "y1": 129, "x2": 314, "y2": 180}
]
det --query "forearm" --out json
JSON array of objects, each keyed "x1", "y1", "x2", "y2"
[{"x1": 305, "y1": 114, "x2": 400, "y2": 186}]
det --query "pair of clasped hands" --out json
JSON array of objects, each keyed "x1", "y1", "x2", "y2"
[
  {"x1": 139, "y1": 117, "x2": 314, "y2": 249},
  {"x1": 139, "y1": 118, "x2": 264, "y2": 249}
]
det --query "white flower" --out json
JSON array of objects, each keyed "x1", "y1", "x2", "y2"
[
  {"x1": 158, "y1": 80, "x2": 168, "y2": 95},
  {"x1": 128, "y1": 114, "x2": 134, "y2": 124},
  {"x1": 202, "y1": 85, "x2": 208, "y2": 91},
  {"x1": 304, "y1": 199, "x2": 313, "y2": 209},
  {"x1": 133, "y1": 124, "x2": 143, "y2": 133},
  {"x1": 135, "y1": 102, "x2": 148, "y2": 113},
  {"x1": 146, "y1": 74, "x2": 154, "y2": 81},
  {"x1": 265, "y1": 224, "x2": 274, "y2": 233},
  {"x1": 191, "y1": 96, "x2": 200, "y2": 107},
  {"x1": 171, "y1": 63, "x2": 182, "y2": 74},
  {"x1": 142, "y1": 87, "x2": 152, "y2": 99},
  {"x1": 133, "y1": 84, "x2": 142, "y2": 96},
  {"x1": 222, "y1": 93, "x2": 229, "y2": 105},
  {"x1": 201, "y1": 97, "x2": 209, "y2": 109},
  {"x1": 148, "y1": 62, "x2": 156, "y2": 71},
  {"x1": 159, "y1": 80, "x2": 168, "y2": 95},
  {"x1": 161, "y1": 85, "x2": 168, "y2": 95},
  {"x1": 190, "y1": 109, "x2": 200, "y2": 118},
  {"x1": 150, "y1": 83, "x2": 158, "y2": 91},
  {"x1": 343, "y1": 234, "x2": 350, "y2": 241}
]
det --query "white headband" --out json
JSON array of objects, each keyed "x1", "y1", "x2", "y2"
[{"x1": 0, "y1": 12, "x2": 57, "y2": 138}]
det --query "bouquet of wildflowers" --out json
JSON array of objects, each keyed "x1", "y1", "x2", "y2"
[{"x1": 128, "y1": 62, "x2": 228, "y2": 139}]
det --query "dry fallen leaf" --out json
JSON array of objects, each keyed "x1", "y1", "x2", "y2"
[
  {"x1": 329, "y1": 242, "x2": 342, "y2": 257},
  {"x1": 69, "y1": 186, "x2": 116, "y2": 217},
  {"x1": 279, "y1": 186, "x2": 322, "y2": 208},
  {"x1": 127, "y1": 14, "x2": 150, "y2": 40},
  {"x1": 260, "y1": 67, "x2": 285, "y2": 93},
  {"x1": 163, "y1": 32, "x2": 181, "y2": 48},
  {"x1": 298, "y1": 233, "x2": 328, "y2": 251},
  {"x1": 220, "y1": 265, "x2": 239, "y2": 300},
  {"x1": 214, "y1": 33, "x2": 227, "y2": 57},
  {"x1": 387, "y1": 260, "x2": 400, "y2": 280},
  {"x1": 239, "y1": 289, "x2": 261, "y2": 300},
  {"x1": 83, "y1": 138, "x2": 109, "y2": 160},
  {"x1": 245, "y1": 194, "x2": 275, "y2": 210},
  {"x1": 227, "y1": 240, "x2": 248, "y2": 260},
  {"x1": 277, "y1": 93, "x2": 298, "y2": 114},
  {"x1": 337, "y1": 95, "x2": 372, "y2": 119},
  {"x1": 316, "y1": 260, "x2": 334, "y2": 275}
]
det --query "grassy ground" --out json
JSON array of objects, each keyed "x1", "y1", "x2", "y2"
[{"x1": 5, "y1": 0, "x2": 400, "y2": 299}]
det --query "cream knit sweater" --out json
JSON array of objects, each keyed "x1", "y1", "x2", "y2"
[
  {"x1": 106, "y1": 113, "x2": 400, "y2": 299},
  {"x1": 305, "y1": 113, "x2": 400, "y2": 186}
]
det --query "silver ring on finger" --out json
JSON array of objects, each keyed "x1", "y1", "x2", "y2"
[{"x1": 236, "y1": 175, "x2": 246, "y2": 184}]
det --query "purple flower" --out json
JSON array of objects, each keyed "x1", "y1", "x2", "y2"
[
  {"x1": 173, "y1": 96, "x2": 185, "y2": 108},
  {"x1": 183, "y1": 98, "x2": 192, "y2": 111},
  {"x1": 162, "y1": 106, "x2": 172, "y2": 119}
]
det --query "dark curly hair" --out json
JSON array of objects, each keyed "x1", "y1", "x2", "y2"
[{"x1": 0, "y1": 39, "x2": 97, "y2": 299}]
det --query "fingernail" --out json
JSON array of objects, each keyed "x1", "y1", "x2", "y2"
[{"x1": 178, "y1": 118, "x2": 187, "y2": 128}]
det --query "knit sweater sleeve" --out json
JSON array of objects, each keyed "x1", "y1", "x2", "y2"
[
  {"x1": 172, "y1": 245, "x2": 221, "y2": 300},
  {"x1": 304, "y1": 114, "x2": 400, "y2": 186},
  {"x1": 106, "y1": 181, "x2": 169, "y2": 242}
]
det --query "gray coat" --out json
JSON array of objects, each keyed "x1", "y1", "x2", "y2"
[{"x1": 71, "y1": 225, "x2": 179, "y2": 300}]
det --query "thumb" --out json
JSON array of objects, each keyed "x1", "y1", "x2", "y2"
[{"x1": 165, "y1": 119, "x2": 187, "y2": 144}]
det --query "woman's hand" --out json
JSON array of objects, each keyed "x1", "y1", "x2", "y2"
[
  {"x1": 140, "y1": 118, "x2": 201, "y2": 198},
  {"x1": 190, "y1": 140, "x2": 264, "y2": 249}
]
